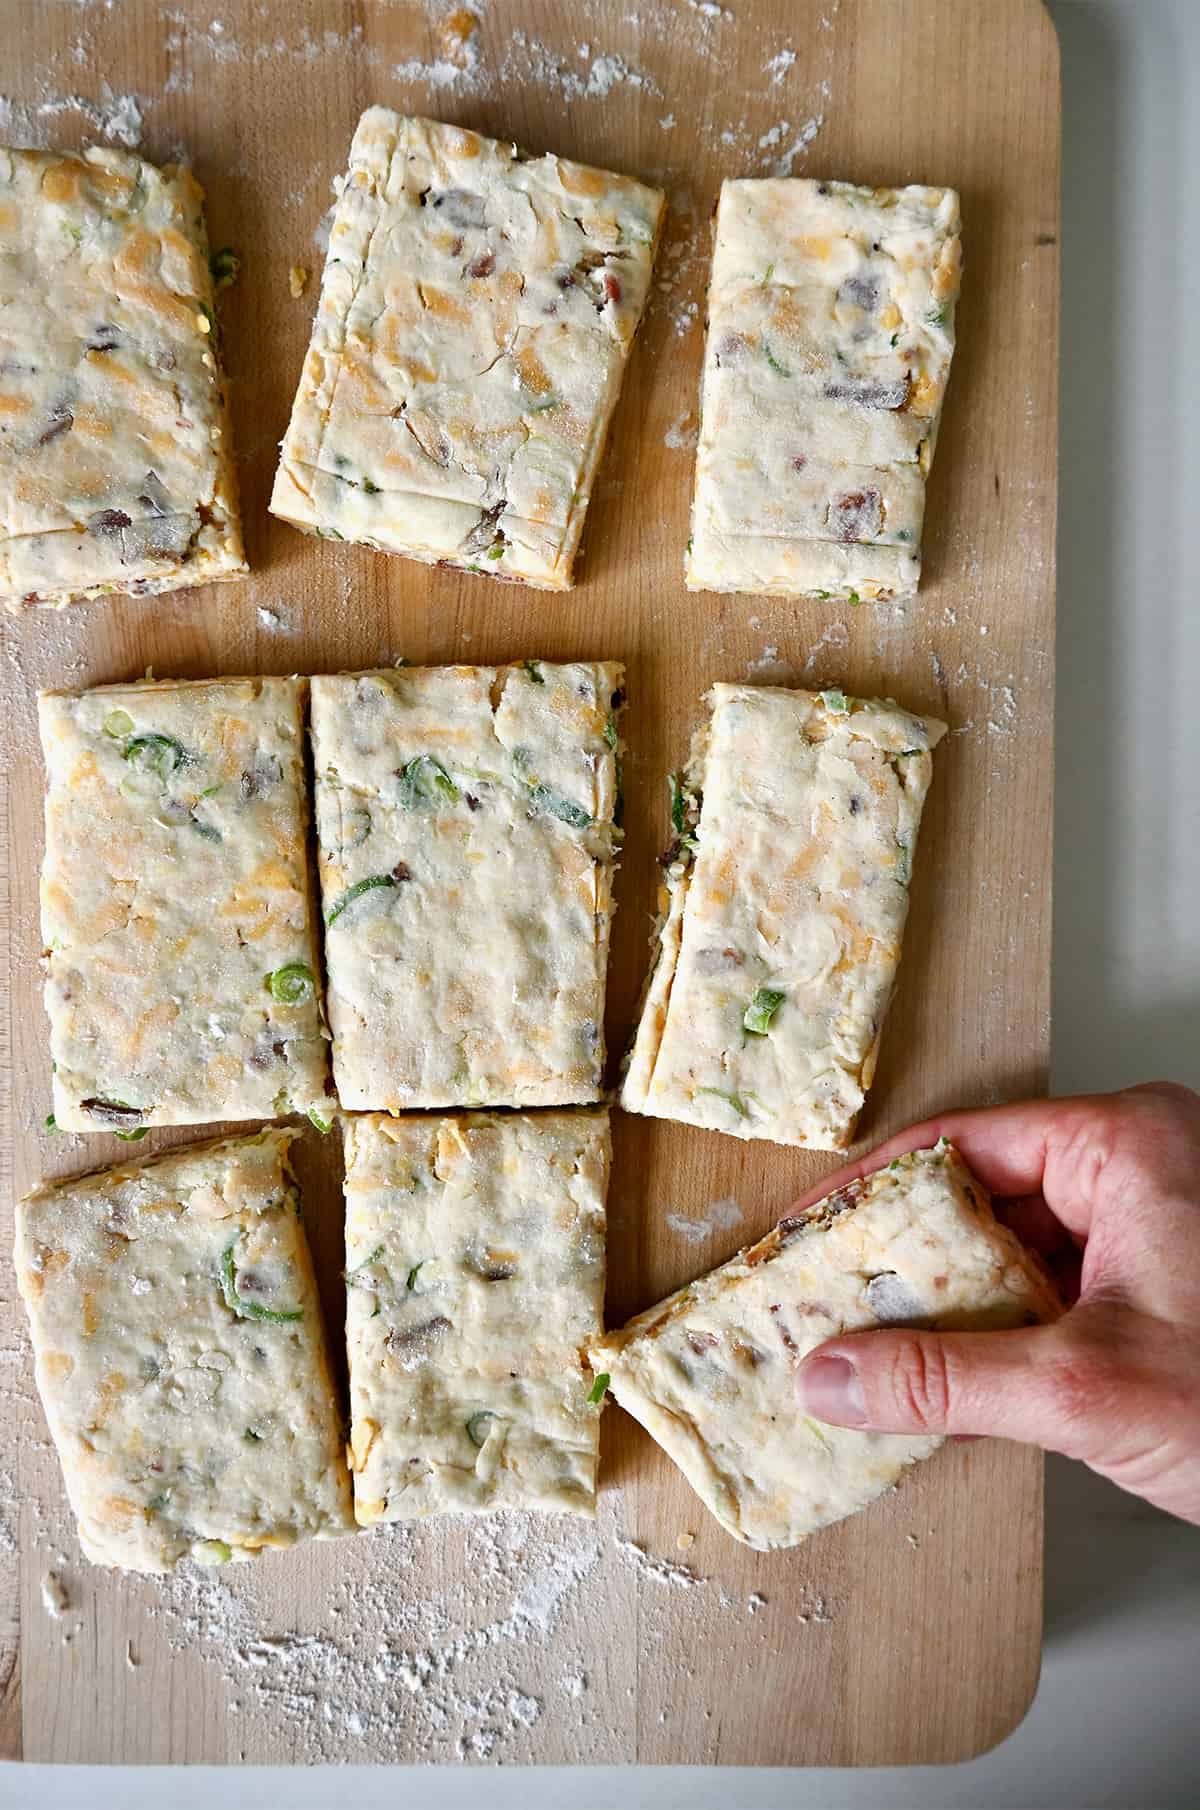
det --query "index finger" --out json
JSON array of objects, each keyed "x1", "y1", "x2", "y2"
[{"x1": 787, "y1": 1095, "x2": 1104, "y2": 1238}]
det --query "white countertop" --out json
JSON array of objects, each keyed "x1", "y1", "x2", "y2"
[{"x1": 6, "y1": 1, "x2": 1200, "y2": 1803}]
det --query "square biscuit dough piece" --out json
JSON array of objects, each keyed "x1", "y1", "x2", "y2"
[
  {"x1": 311, "y1": 661, "x2": 623, "y2": 1111},
  {"x1": 621, "y1": 683, "x2": 947, "y2": 1151},
  {"x1": 687, "y1": 178, "x2": 962, "y2": 602},
  {"x1": 270, "y1": 110, "x2": 664, "y2": 589},
  {"x1": 0, "y1": 145, "x2": 246, "y2": 612},
  {"x1": 40, "y1": 676, "x2": 331, "y2": 1133},
  {"x1": 15, "y1": 1129, "x2": 354, "y2": 1572},
  {"x1": 590, "y1": 1141, "x2": 1061, "y2": 1550},
  {"x1": 343, "y1": 1108, "x2": 609, "y2": 1523}
]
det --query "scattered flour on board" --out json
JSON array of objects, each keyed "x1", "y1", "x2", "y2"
[
  {"x1": 9, "y1": 1485, "x2": 816, "y2": 1764},
  {"x1": 41, "y1": 1570, "x2": 71, "y2": 1618},
  {"x1": 0, "y1": 85, "x2": 144, "y2": 149},
  {"x1": 748, "y1": 644, "x2": 802, "y2": 685},
  {"x1": 767, "y1": 114, "x2": 825, "y2": 177},
  {"x1": 802, "y1": 619, "x2": 851, "y2": 678},
  {"x1": 0, "y1": 1467, "x2": 16, "y2": 1555},
  {"x1": 665, "y1": 1195, "x2": 742, "y2": 1244},
  {"x1": 764, "y1": 47, "x2": 796, "y2": 84},
  {"x1": 663, "y1": 409, "x2": 699, "y2": 451},
  {"x1": 614, "y1": 1535, "x2": 701, "y2": 1589}
]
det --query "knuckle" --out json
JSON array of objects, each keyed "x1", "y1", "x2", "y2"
[
  {"x1": 1126, "y1": 1079, "x2": 1200, "y2": 1118},
  {"x1": 885, "y1": 1335, "x2": 954, "y2": 1430},
  {"x1": 1042, "y1": 1339, "x2": 1128, "y2": 1434}
]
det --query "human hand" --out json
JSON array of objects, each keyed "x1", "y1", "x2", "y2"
[{"x1": 793, "y1": 1082, "x2": 1200, "y2": 1524}]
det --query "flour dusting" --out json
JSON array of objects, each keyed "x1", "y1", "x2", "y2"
[
  {"x1": 615, "y1": 1535, "x2": 701, "y2": 1589},
  {"x1": 0, "y1": 85, "x2": 144, "y2": 149},
  {"x1": 666, "y1": 1196, "x2": 742, "y2": 1245},
  {"x1": 663, "y1": 409, "x2": 699, "y2": 451}
]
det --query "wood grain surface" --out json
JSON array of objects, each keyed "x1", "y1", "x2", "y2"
[{"x1": 0, "y1": 0, "x2": 1060, "y2": 1768}]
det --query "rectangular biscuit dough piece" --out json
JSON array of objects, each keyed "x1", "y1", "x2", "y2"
[
  {"x1": 40, "y1": 676, "x2": 331, "y2": 1132},
  {"x1": 0, "y1": 146, "x2": 246, "y2": 612},
  {"x1": 15, "y1": 1129, "x2": 354, "y2": 1572},
  {"x1": 621, "y1": 683, "x2": 946, "y2": 1151},
  {"x1": 311, "y1": 661, "x2": 623, "y2": 1111},
  {"x1": 270, "y1": 109, "x2": 664, "y2": 589},
  {"x1": 687, "y1": 178, "x2": 962, "y2": 601},
  {"x1": 590, "y1": 1142, "x2": 1060, "y2": 1550},
  {"x1": 343, "y1": 1108, "x2": 609, "y2": 1523}
]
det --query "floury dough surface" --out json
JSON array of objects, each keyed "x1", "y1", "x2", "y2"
[
  {"x1": 590, "y1": 1142, "x2": 1061, "y2": 1550},
  {"x1": 687, "y1": 178, "x2": 961, "y2": 601},
  {"x1": 39, "y1": 676, "x2": 331, "y2": 1132},
  {"x1": 15, "y1": 1129, "x2": 353, "y2": 1573},
  {"x1": 270, "y1": 109, "x2": 663, "y2": 588},
  {"x1": 311, "y1": 661, "x2": 622, "y2": 1112},
  {"x1": 0, "y1": 145, "x2": 246, "y2": 610},
  {"x1": 621, "y1": 682, "x2": 946, "y2": 1150},
  {"x1": 343, "y1": 1109, "x2": 609, "y2": 1523}
]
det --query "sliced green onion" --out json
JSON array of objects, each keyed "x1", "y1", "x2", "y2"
[
  {"x1": 696, "y1": 1086, "x2": 753, "y2": 1119},
  {"x1": 115, "y1": 1126, "x2": 149, "y2": 1141},
  {"x1": 103, "y1": 709, "x2": 134, "y2": 740},
  {"x1": 466, "y1": 1410, "x2": 495, "y2": 1447},
  {"x1": 512, "y1": 748, "x2": 591, "y2": 827},
  {"x1": 604, "y1": 714, "x2": 618, "y2": 750},
  {"x1": 345, "y1": 1243, "x2": 385, "y2": 1279},
  {"x1": 307, "y1": 1106, "x2": 335, "y2": 1134},
  {"x1": 398, "y1": 754, "x2": 459, "y2": 811},
  {"x1": 267, "y1": 962, "x2": 316, "y2": 1005},
  {"x1": 406, "y1": 1262, "x2": 426, "y2": 1292},
  {"x1": 123, "y1": 731, "x2": 186, "y2": 779},
  {"x1": 847, "y1": 590, "x2": 862, "y2": 606},
  {"x1": 743, "y1": 986, "x2": 785, "y2": 1036},
  {"x1": 243, "y1": 1427, "x2": 262, "y2": 1443},
  {"x1": 219, "y1": 1240, "x2": 303, "y2": 1324},
  {"x1": 587, "y1": 1373, "x2": 610, "y2": 1405},
  {"x1": 191, "y1": 819, "x2": 222, "y2": 844},
  {"x1": 194, "y1": 1538, "x2": 233, "y2": 1566},
  {"x1": 210, "y1": 247, "x2": 240, "y2": 291},
  {"x1": 803, "y1": 1416, "x2": 834, "y2": 1455},
  {"x1": 44, "y1": 1113, "x2": 57, "y2": 1132},
  {"x1": 819, "y1": 690, "x2": 849, "y2": 714},
  {"x1": 326, "y1": 872, "x2": 396, "y2": 926},
  {"x1": 523, "y1": 660, "x2": 545, "y2": 684},
  {"x1": 764, "y1": 342, "x2": 790, "y2": 376},
  {"x1": 668, "y1": 772, "x2": 686, "y2": 834},
  {"x1": 146, "y1": 1490, "x2": 170, "y2": 1513}
]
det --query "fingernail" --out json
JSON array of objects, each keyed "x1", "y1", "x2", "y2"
[{"x1": 796, "y1": 1353, "x2": 868, "y2": 1428}]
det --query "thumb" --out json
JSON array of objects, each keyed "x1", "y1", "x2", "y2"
[{"x1": 795, "y1": 1322, "x2": 1094, "y2": 1453}]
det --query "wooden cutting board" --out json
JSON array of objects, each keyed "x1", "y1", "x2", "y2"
[{"x1": 0, "y1": 0, "x2": 1059, "y2": 1768}]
